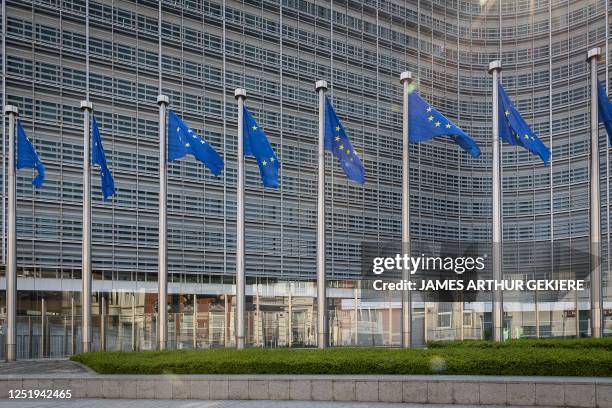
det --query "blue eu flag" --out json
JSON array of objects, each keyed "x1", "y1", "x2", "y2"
[
  {"x1": 409, "y1": 92, "x2": 481, "y2": 158},
  {"x1": 168, "y1": 111, "x2": 224, "y2": 176},
  {"x1": 91, "y1": 115, "x2": 116, "y2": 201},
  {"x1": 324, "y1": 97, "x2": 365, "y2": 184},
  {"x1": 243, "y1": 106, "x2": 279, "y2": 188},
  {"x1": 498, "y1": 83, "x2": 550, "y2": 165},
  {"x1": 17, "y1": 120, "x2": 45, "y2": 187},
  {"x1": 597, "y1": 80, "x2": 612, "y2": 144}
]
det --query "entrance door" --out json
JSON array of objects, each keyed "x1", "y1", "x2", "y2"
[{"x1": 412, "y1": 309, "x2": 425, "y2": 347}]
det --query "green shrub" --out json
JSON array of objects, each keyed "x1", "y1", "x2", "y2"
[
  {"x1": 427, "y1": 337, "x2": 612, "y2": 350},
  {"x1": 71, "y1": 338, "x2": 612, "y2": 376}
]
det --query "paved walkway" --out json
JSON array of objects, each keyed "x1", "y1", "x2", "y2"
[
  {"x1": 0, "y1": 360, "x2": 91, "y2": 375},
  {"x1": 0, "y1": 401, "x2": 523, "y2": 408}
]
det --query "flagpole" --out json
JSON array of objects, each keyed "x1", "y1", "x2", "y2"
[
  {"x1": 234, "y1": 88, "x2": 247, "y2": 349},
  {"x1": 315, "y1": 79, "x2": 328, "y2": 349},
  {"x1": 157, "y1": 94, "x2": 169, "y2": 350},
  {"x1": 79, "y1": 0, "x2": 92, "y2": 355},
  {"x1": 2, "y1": 0, "x2": 8, "y2": 267},
  {"x1": 488, "y1": 60, "x2": 503, "y2": 342},
  {"x1": 4, "y1": 104, "x2": 17, "y2": 361},
  {"x1": 156, "y1": 0, "x2": 169, "y2": 351},
  {"x1": 400, "y1": 71, "x2": 412, "y2": 348},
  {"x1": 587, "y1": 47, "x2": 602, "y2": 338},
  {"x1": 80, "y1": 100, "x2": 92, "y2": 353}
]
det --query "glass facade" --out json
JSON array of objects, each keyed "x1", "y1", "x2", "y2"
[{"x1": 0, "y1": 0, "x2": 611, "y2": 357}]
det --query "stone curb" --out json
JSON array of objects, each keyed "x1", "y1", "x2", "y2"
[{"x1": 0, "y1": 375, "x2": 611, "y2": 406}]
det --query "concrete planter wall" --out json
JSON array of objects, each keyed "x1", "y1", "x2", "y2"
[{"x1": 1, "y1": 374, "x2": 611, "y2": 407}]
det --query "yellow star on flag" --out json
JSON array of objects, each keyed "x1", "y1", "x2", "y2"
[
  {"x1": 428, "y1": 115, "x2": 434, "y2": 121},
  {"x1": 434, "y1": 121, "x2": 441, "y2": 127},
  {"x1": 445, "y1": 123, "x2": 451, "y2": 128},
  {"x1": 335, "y1": 136, "x2": 340, "y2": 141},
  {"x1": 335, "y1": 126, "x2": 340, "y2": 132}
]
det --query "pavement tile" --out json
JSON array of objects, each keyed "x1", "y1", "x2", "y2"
[
  {"x1": 210, "y1": 379, "x2": 229, "y2": 400},
  {"x1": 248, "y1": 380, "x2": 269, "y2": 400},
  {"x1": 355, "y1": 380, "x2": 378, "y2": 402},
  {"x1": 290, "y1": 380, "x2": 311, "y2": 400},
  {"x1": 332, "y1": 381, "x2": 355, "y2": 401},
  {"x1": 378, "y1": 381, "x2": 402, "y2": 403},
  {"x1": 428, "y1": 381, "x2": 453, "y2": 404},
  {"x1": 506, "y1": 382, "x2": 535, "y2": 406},
  {"x1": 268, "y1": 380, "x2": 290, "y2": 400},
  {"x1": 479, "y1": 382, "x2": 506, "y2": 405},
  {"x1": 536, "y1": 383, "x2": 565, "y2": 406},
  {"x1": 403, "y1": 381, "x2": 428, "y2": 403},
  {"x1": 565, "y1": 383, "x2": 596, "y2": 408},
  {"x1": 228, "y1": 379, "x2": 249, "y2": 399},
  {"x1": 190, "y1": 379, "x2": 211, "y2": 399},
  {"x1": 312, "y1": 380, "x2": 333, "y2": 401},
  {"x1": 453, "y1": 382, "x2": 479, "y2": 405}
]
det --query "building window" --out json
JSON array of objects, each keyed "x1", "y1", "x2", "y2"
[{"x1": 463, "y1": 311, "x2": 473, "y2": 328}]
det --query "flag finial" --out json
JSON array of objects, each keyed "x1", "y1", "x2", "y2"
[
  {"x1": 234, "y1": 88, "x2": 247, "y2": 100},
  {"x1": 157, "y1": 94, "x2": 169, "y2": 106},
  {"x1": 488, "y1": 60, "x2": 502, "y2": 73},
  {"x1": 400, "y1": 71, "x2": 412, "y2": 84},
  {"x1": 587, "y1": 47, "x2": 601, "y2": 61},
  {"x1": 3, "y1": 105, "x2": 18, "y2": 116},
  {"x1": 315, "y1": 80, "x2": 328, "y2": 91},
  {"x1": 80, "y1": 100, "x2": 92, "y2": 111}
]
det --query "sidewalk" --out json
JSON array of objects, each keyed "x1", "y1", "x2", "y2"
[
  {"x1": 0, "y1": 360, "x2": 91, "y2": 376},
  {"x1": 0, "y1": 400, "x2": 532, "y2": 408},
  {"x1": 1, "y1": 359, "x2": 611, "y2": 407}
]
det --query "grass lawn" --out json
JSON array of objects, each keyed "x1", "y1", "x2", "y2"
[{"x1": 71, "y1": 337, "x2": 612, "y2": 376}]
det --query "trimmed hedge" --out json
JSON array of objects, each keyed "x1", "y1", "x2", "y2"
[
  {"x1": 72, "y1": 338, "x2": 612, "y2": 376},
  {"x1": 427, "y1": 337, "x2": 612, "y2": 350}
]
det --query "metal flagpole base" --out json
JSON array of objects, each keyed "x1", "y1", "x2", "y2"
[
  {"x1": 6, "y1": 344, "x2": 16, "y2": 362},
  {"x1": 317, "y1": 332, "x2": 327, "y2": 349}
]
